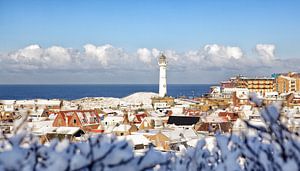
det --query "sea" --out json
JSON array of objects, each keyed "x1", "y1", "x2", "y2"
[{"x1": 0, "y1": 84, "x2": 213, "y2": 100}]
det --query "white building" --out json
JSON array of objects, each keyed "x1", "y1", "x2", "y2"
[
  {"x1": 158, "y1": 54, "x2": 167, "y2": 97},
  {"x1": 0, "y1": 100, "x2": 15, "y2": 112}
]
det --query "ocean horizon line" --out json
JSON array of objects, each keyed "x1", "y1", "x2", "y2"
[
  {"x1": 0, "y1": 84, "x2": 212, "y2": 100},
  {"x1": 0, "y1": 83, "x2": 217, "y2": 86}
]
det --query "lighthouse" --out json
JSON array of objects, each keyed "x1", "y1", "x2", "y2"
[{"x1": 158, "y1": 53, "x2": 167, "y2": 97}]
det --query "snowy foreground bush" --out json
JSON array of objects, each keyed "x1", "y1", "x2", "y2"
[{"x1": 0, "y1": 103, "x2": 300, "y2": 170}]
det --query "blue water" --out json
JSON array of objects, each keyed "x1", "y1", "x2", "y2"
[{"x1": 0, "y1": 84, "x2": 213, "y2": 100}]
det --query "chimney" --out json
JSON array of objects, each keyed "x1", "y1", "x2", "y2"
[
  {"x1": 66, "y1": 115, "x2": 68, "y2": 127},
  {"x1": 123, "y1": 110, "x2": 130, "y2": 124}
]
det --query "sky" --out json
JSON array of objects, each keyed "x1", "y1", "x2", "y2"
[{"x1": 0, "y1": 0, "x2": 300, "y2": 84}]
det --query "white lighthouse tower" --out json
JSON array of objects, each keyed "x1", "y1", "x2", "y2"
[{"x1": 158, "y1": 53, "x2": 167, "y2": 97}]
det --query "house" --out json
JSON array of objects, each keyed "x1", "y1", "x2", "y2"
[
  {"x1": 15, "y1": 100, "x2": 35, "y2": 109},
  {"x1": 148, "y1": 128, "x2": 198, "y2": 151},
  {"x1": 183, "y1": 108, "x2": 202, "y2": 116},
  {"x1": 52, "y1": 110, "x2": 102, "y2": 132},
  {"x1": 138, "y1": 117, "x2": 164, "y2": 130},
  {"x1": 0, "y1": 111, "x2": 16, "y2": 122},
  {"x1": 210, "y1": 86, "x2": 222, "y2": 98},
  {"x1": 232, "y1": 88, "x2": 250, "y2": 106},
  {"x1": 112, "y1": 124, "x2": 138, "y2": 136},
  {"x1": 220, "y1": 80, "x2": 236, "y2": 89},
  {"x1": 218, "y1": 111, "x2": 239, "y2": 121},
  {"x1": 133, "y1": 112, "x2": 148, "y2": 124},
  {"x1": 39, "y1": 127, "x2": 85, "y2": 143},
  {"x1": 0, "y1": 100, "x2": 15, "y2": 112},
  {"x1": 45, "y1": 127, "x2": 85, "y2": 142},
  {"x1": 111, "y1": 113, "x2": 138, "y2": 136},
  {"x1": 286, "y1": 93, "x2": 300, "y2": 108},
  {"x1": 102, "y1": 116, "x2": 124, "y2": 128},
  {"x1": 151, "y1": 97, "x2": 175, "y2": 110},
  {"x1": 148, "y1": 132, "x2": 170, "y2": 151},
  {"x1": 35, "y1": 99, "x2": 62, "y2": 111},
  {"x1": 263, "y1": 92, "x2": 283, "y2": 105},
  {"x1": 117, "y1": 134, "x2": 151, "y2": 150},
  {"x1": 27, "y1": 109, "x2": 47, "y2": 122},
  {"x1": 28, "y1": 120, "x2": 85, "y2": 143},
  {"x1": 194, "y1": 116, "x2": 232, "y2": 134},
  {"x1": 0, "y1": 103, "x2": 4, "y2": 112}
]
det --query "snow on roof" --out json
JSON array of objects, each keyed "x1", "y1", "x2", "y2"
[
  {"x1": 202, "y1": 116, "x2": 228, "y2": 123},
  {"x1": 149, "y1": 111, "x2": 165, "y2": 117},
  {"x1": 240, "y1": 105, "x2": 252, "y2": 111},
  {"x1": 32, "y1": 125, "x2": 83, "y2": 135},
  {"x1": 35, "y1": 99, "x2": 61, "y2": 106},
  {"x1": 236, "y1": 90, "x2": 249, "y2": 100},
  {"x1": 28, "y1": 109, "x2": 45, "y2": 116},
  {"x1": 15, "y1": 100, "x2": 35, "y2": 105},
  {"x1": 174, "y1": 128, "x2": 198, "y2": 139},
  {"x1": 293, "y1": 93, "x2": 300, "y2": 98},
  {"x1": 132, "y1": 129, "x2": 160, "y2": 136},
  {"x1": 28, "y1": 120, "x2": 53, "y2": 130},
  {"x1": 118, "y1": 134, "x2": 150, "y2": 146},
  {"x1": 102, "y1": 116, "x2": 124, "y2": 122},
  {"x1": 104, "y1": 125, "x2": 116, "y2": 133},
  {"x1": 55, "y1": 127, "x2": 83, "y2": 135},
  {"x1": 265, "y1": 92, "x2": 279, "y2": 96},
  {"x1": 102, "y1": 109, "x2": 123, "y2": 115},
  {"x1": 0, "y1": 100, "x2": 15, "y2": 105},
  {"x1": 161, "y1": 130, "x2": 181, "y2": 142},
  {"x1": 113, "y1": 124, "x2": 132, "y2": 132},
  {"x1": 161, "y1": 128, "x2": 198, "y2": 142}
]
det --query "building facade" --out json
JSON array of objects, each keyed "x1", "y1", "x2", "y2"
[
  {"x1": 276, "y1": 72, "x2": 300, "y2": 94},
  {"x1": 232, "y1": 76, "x2": 275, "y2": 95}
]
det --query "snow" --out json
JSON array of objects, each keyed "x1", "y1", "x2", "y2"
[
  {"x1": 1, "y1": 103, "x2": 300, "y2": 170},
  {"x1": 121, "y1": 92, "x2": 158, "y2": 107},
  {"x1": 0, "y1": 100, "x2": 15, "y2": 105},
  {"x1": 70, "y1": 92, "x2": 158, "y2": 110},
  {"x1": 113, "y1": 124, "x2": 132, "y2": 132},
  {"x1": 117, "y1": 134, "x2": 150, "y2": 146}
]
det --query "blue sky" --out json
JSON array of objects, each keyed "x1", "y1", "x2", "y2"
[{"x1": 0, "y1": 0, "x2": 300, "y2": 84}]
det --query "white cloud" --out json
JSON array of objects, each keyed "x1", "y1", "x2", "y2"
[
  {"x1": 0, "y1": 44, "x2": 131, "y2": 71},
  {"x1": 179, "y1": 44, "x2": 246, "y2": 70},
  {"x1": 2, "y1": 44, "x2": 73, "y2": 71},
  {"x1": 45, "y1": 46, "x2": 71, "y2": 66},
  {"x1": 255, "y1": 44, "x2": 276, "y2": 61},
  {"x1": 204, "y1": 44, "x2": 243, "y2": 59},
  {"x1": 83, "y1": 44, "x2": 127, "y2": 67},
  {"x1": 151, "y1": 48, "x2": 160, "y2": 58},
  {"x1": 137, "y1": 48, "x2": 152, "y2": 64},
  {"x1": 0, "y1": 43, "x2": 298, "y2": 80}
]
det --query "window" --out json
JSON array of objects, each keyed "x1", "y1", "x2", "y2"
[{"x1": 74, "y1": 119, "x2": 77, "y2": 124}]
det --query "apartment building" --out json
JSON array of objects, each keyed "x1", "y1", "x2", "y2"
[
  {"x1": 223, "y1": 75, "x2": 275, "y2": 95},
  {"x1": 276, "y1": 72, "x2": 300, "y2": 94}
]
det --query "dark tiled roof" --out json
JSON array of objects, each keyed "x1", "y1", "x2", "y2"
[{"x1": 167, "y1": 116, "x2": 200, "y2": 126}]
